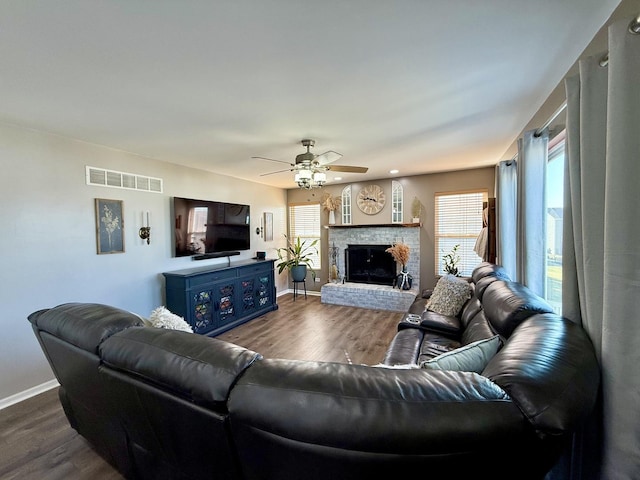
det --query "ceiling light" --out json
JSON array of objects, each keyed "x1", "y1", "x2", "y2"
[
  {"x1": 389, "y1": 169, "x2": 399, "y2": 174},
  {"x1": 313, "y1": 171, "x2": 326, "y2": 186}
]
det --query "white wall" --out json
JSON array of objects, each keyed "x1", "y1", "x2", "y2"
[{"x1": 0, "y1": 123, "x2": 288, "y2": 403}]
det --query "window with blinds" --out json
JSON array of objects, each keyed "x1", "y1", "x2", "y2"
[
  {"x1": 434, "y1": 190, "x2": 486, "y2": 276},
  {"x1": 288, "y1": 203, "x2": 322, "y2": 268}
]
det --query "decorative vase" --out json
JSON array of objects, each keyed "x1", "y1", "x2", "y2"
[
  {"x1": 396, "y1": 266, "x2": 413, "y2": 290},
  {"x1": 291, "y1": 265, "x2": 307, "y2": 282},
  {"x1": 329, "y1": 210, "x2": 336, "y2": 225}
]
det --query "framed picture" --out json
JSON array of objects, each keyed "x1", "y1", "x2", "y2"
[
  {"x1": 95, "y1": 198, "x2": 125, "y2": 254},
  {"x1": 263, "y1": 212, "x2": 273, "y2": 242}
]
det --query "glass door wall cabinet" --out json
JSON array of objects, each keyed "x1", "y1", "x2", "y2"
[{"x1": 163, "y1": 259, "x2": 277, "y2": 336}]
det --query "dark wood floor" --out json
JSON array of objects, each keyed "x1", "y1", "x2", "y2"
[{"x1": 0, "y1": 294, "x2": 402, "y2": 479}]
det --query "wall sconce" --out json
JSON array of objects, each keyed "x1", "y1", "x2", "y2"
[{"x1": 139, "y1": 211, "x2": 151, "y2": 245}]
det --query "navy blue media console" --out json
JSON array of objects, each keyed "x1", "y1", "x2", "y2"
[{"x1": 163, "y1": 259, "x2": 277, "y2": 336}]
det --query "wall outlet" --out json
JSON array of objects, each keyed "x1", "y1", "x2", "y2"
[{"x1": 314, "y1": 277, "x2": 321, "y2": 283}]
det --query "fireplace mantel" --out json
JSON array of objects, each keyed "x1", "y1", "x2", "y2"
[{"x1": 326, "y1": 223, "x2": 421, "y2": 229}]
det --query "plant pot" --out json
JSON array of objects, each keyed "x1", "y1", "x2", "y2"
[
  {"x1": 291, "y1": 265, "x2": 307, "y2": 282},
  {"x1": 328, "y1": 210, "x2": 336, "y2": 225},
  {"x1": 412, "y1": 217, "x2": 420, "y2": 224}
]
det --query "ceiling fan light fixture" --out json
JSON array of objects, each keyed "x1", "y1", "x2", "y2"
[
  {"x1": 313, "y1": 171, "x2": 326, "y2": 186},
  {"x1": 255, "y1": 138, "x2": 367, "y2": 189}
]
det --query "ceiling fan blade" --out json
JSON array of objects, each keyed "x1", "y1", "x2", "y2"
[
  {"x1": 314, "y1": 150, "x2": 342, "y2": 166},
  {"x1": 327, "y1": 165, "x2": 369, "y2": 173},
  {"x1": 252, "y1": 156, "x2": 294, "y2": 166},
  {"x1": 259, "y1": 167, "x2": 294, "y2": 176}
]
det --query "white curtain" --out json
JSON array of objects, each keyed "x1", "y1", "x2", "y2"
[
  {"x1": 563, "y1": 16, "x2": 640, "y2": 480},
  {"x1": 516, "y1": 129, "x2": 548, "y2": 297},
  {"x1": 495, "y1": 160, "x2": 517, "y2": 280}
]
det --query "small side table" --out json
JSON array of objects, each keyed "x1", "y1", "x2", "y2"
[{"x1": 292, "y1": 280, "x2": 307, "y2": 300}]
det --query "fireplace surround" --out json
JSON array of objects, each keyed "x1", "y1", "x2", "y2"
[{"x1": 321, "y1": 224, "x2": 420, "y2": 311}]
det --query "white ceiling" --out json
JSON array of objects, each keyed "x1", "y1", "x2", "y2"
[{"x1": 1, "y1": 1, "x2": 621, "y2": 189}]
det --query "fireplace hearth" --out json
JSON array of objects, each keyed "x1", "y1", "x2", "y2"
[{"x1": 345, "y1": 244, "x2": 396, "y2": 286}]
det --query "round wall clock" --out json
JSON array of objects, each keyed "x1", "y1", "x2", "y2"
[{"x1": 357, "y1": 184, "x2": 386, "y2": 215}]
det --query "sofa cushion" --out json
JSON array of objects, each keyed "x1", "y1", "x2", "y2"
[
  {"x1": 100, "y1": 327, "x2": 261, "y2": 408},
  {"x1": 461, "y1": 311, "x2": 498, "y2": 345},
  {"x1": 482, "y1": 281, "x2": 554, "y2": 337},
  {"x1": 459, "y1": 296, "x2": 482, "y2": 329},
  {"x1": 426, "y1": 275, "x2": 472, "y2": 316},
  {"x1": 420, "y1": 335, "x2": 501, "y2": 373},
  {"x1": 27, "y1": 302, "x2": 144, "y2": 354},
  {"x1": 471, "y1": 263, "x2": 511, "y2": 284}
]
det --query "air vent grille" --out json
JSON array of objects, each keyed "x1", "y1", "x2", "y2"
[{"x1": 86, "y1": 166, "x2": 163, "y2": 193}]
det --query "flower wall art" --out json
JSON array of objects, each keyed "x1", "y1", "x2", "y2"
[{"x1": 95, "y1": 198, "x2": 124, "y2": 254}]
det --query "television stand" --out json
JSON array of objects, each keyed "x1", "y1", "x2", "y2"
[{"x1": 163, "y1": 259, "x2": 278, "y2": 336}]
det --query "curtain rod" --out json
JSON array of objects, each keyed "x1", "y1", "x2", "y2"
[
  {"x1": 515, "y1": 14, "x2": 639, "y2": 152},
  {"x1": 534, "y1": 14, "x2": 639, "y2": 136},
  {"x1": 534, "y1": 101, "x2": 567, "y2": 137}
]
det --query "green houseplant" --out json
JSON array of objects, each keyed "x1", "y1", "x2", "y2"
[
  {"x1": 442, "y1": 244, "x2": 461, "y2": 276},
  {"x1": 276, "y1": 235, "x2": 318, "y2": 282}
]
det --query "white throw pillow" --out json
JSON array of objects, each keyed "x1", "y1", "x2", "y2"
[
  {"x1": 426, "y1": 274, "x2": 472, "y2": 316},
  {"x1": 420, "y1": 335, "x2": 501, "y2": 373},
  {"x1": 148, "y1": 306, "x2": 193, "y2": 333}
]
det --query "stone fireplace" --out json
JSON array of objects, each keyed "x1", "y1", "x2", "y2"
[{"x1": 321, "y1": 224, "x2": 420, "y2": 312}]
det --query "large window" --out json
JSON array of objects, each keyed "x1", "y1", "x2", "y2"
[
  {"x1": 434, "y1": 190, "x2": 485, "y2": 276},
  {"x1": 288, "y1": 203, "x2": 321, "y2": 268},
  {"x1": 545, "y1": 131, "x2": 565, "y2": 314}
]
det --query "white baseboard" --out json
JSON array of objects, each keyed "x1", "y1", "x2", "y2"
[{"x1": 0, "y1": 379, "x2": 59, "y2": 411}]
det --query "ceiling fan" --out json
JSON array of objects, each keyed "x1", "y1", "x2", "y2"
[{"x1": 253, "y1": 139, "x2": 368, "y2": 189}]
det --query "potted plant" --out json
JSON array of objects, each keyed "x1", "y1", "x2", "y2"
[
  {"x1": 411, "y1": 196, "x2": 422, "y2": 224},
  {"x1": 442, "y1": 244, "x2": 461, "y2": 276},
  {"x1": 276, "y1": 234, "x2": 318, "y2": 282}
]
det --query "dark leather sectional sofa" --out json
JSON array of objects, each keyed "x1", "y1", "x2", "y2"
[{"x1": 28, "y1": 262, "x2": 600, "y2": 479}]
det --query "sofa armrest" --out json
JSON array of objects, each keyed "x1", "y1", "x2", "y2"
[{"x1": 483, "y1": 313, "x2": 600, "y2": 436}]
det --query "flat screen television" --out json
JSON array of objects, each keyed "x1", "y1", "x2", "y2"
[{"x1": 173, "y1": 196, "x2": 250, "y2": 257}]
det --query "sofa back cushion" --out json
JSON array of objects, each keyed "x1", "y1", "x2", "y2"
[
  {"x1": 28, "y1": 302, "x2": 143, "y2": 354},
  {"x1": 100, "y1": 326, "x2": 261, "y2": 410},
  {"x1": 471, "y1": 263, "x2": 511, "y2": 283},
  {"x1": 459, "y1": 297, "x2": 482, "y2": 329},
  {"x1": 461, "y1": 311, "x2": 497, "y2": 345},
  {"x1": 482, "y1": 281, "x2": 554, "y2": 338}
]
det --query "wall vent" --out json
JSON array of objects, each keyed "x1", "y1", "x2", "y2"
[{"x1": 86, "y1": 166, "x2": 163, "y2": 193}]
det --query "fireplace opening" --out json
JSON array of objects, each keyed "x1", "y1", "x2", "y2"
[{"x1": 345, "y1": 244, "x2": 396, "y2": 286}]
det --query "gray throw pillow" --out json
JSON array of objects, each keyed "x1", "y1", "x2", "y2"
[
  {"x1": 420, "y1": 335, "x2": 501, "y2": 373},
  {"x1": 426, "y1": 274, "x2": 472, "y2": 316}
]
